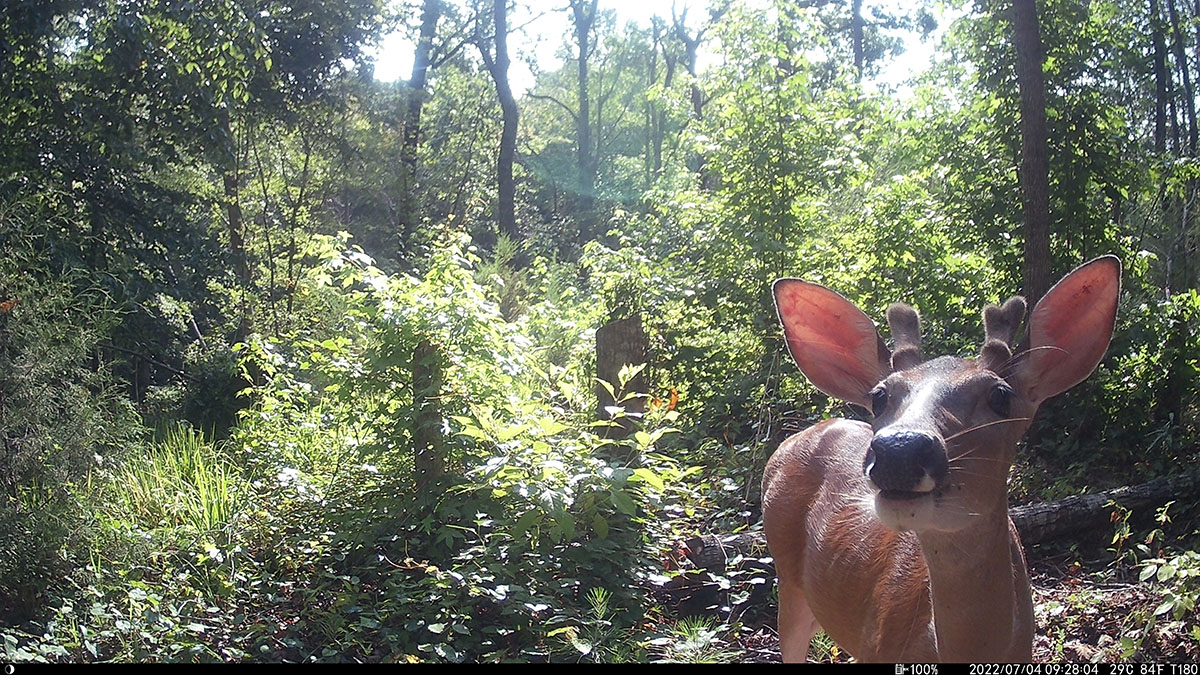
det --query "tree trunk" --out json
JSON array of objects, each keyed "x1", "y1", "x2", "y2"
[
  {"x1": 673, "y1": 4, "x2": 725, "y2": 186},
  {"x1": 851, "y1": 0, "x2": 865, "y2": 80},
  {"x1": 644, "y1": 26, "x2": 657, "y2": 187},
  {"x1": 572, "y1": 0, "x2": 598, "y2": 200},
  {"x1": 412, "y1": 339, "x2": 445, "y2": 480},
  {"x1": 477, "y1": 0, "x2": 520, "y2": 248},
  {"x1": 220, "y1": 110, "x2": 252, "y2": 342},
  {"x1": 1151, "y1": 0, "x2": 1170, "y2": 153},
  {"x1": 87, "y1": 187, "x2": 107, "y2": 271},
  {"x1": 649, "y1": 22, "x2": 676, "y2": 179},
  {"x1": 1012, "y1": 0, "x2": 1052, "y2": 307},
  {"x1": 674, "y1": 15, "x2": 704, "y2": 122},
  {"x1": 1167, "y1": 0, "x2": 1198, "y2": 155},
  {"x1": 399, "y1": 0, "x2": 442, "y2": 253}
]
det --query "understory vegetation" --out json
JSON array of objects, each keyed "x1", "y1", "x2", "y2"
[{"x1": 3, "y1": 0, "x2": 1200, "y2": 663}]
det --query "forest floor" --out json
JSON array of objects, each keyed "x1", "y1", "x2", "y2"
[
  {"x1": 1029, "y1": 555, "x2": 1198, "y2": 663},
  {"x1": 720, "y1": 549, "x2": 1200, "y2": 663}
]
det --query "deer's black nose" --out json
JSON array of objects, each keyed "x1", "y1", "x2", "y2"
[{"x1": 863, "y1": 430, "x2": 948, "y2": 494}]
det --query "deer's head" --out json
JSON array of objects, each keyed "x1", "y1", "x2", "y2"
[{"x1": 773, "y1": 257, "x2": 1120, "y2": 533}]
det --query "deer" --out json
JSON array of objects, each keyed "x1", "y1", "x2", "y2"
[{"x1": 762, "y1": 256, "x2": 1121, "y2": 663}]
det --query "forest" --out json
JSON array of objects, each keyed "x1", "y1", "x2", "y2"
[{"x1": 1, "y1": 0, "x2": 1199, "y2": 663}]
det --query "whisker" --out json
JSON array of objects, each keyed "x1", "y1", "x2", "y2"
[
  {"x1": 946, "y1": 467, "x2": 1002, "y2": 480},
  {"x1": 949, "y1": 453, "x2": 1010, "y2": 464},
  {"x1": 943, "y1": 417, "x2": 1032, "y2": 443}
]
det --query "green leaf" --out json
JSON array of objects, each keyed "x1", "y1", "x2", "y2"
[
  {"x1": 512, "y1": 509, "x2": 541, "y2": 539},
  {"x1": 433, "y1": 643, "x2": 461, "y2": 662},
  {"x1": 554, "y1": 510, "x2": 576, "y2": 540},
  {"x1": 456, "y1": 425, "x2": 492, "y2": 441},
  {"x1": 610, "y1": 489, "x2": 637, "y2": 516},
  {"x1": 592, "y1": 514, "x2": 610, "y2": 539},
  {"x1": 631, "y1": 467, "x2": 664, "y2": 491},
  {"x1": 617, "y1": 362, "x2": 646, "y2": 387},
  {"x1": 535, "y1": 417, "x2": 569, "y2": 436},
  {"x1": 495, "y1": 423, "x2": 530, "y2": 442}
]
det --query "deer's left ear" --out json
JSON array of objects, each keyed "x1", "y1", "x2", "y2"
[
  {"x1": 1013, "y1": 256, "x2": 1121, "y2": 404},
  {"x1": 773, "y1": 279, "x2": 891, "y2": 408}
]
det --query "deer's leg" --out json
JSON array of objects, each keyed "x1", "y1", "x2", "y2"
[{"x1": 778, "y1": 578, "x2": 821, "y2": 663}]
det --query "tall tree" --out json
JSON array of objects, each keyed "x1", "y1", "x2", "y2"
[
  {"x1": 1166, "y1": 0, "x2": 1197, "y2": 155},
  {"x1": 645, "y1": 16, "x2": 677, "y2": 180},
  {"x1": 1151, "y1": 0, "x2": 1170, "y2": 153},
  {"x1": 475, "y1": 0, "x2": 519, "y2": 246},
  {"x1": 399, "y1": 0, "x2": 443, "y2": 250},
  {"x1": 570, "y1": 0, "x2": 600, "y2": 200},
  {"x1": 851, "y1": 0, "x2": 864, "y2": 79},
  {"x1": 672, "y1": 2, "x2": 725, "y2": 122},
  {"x1": 1012, "y1": 0, "x2": 1052, "y2": 306},
  {"x1": 672, "y1": 2, "x2": 726, "y2": 184}
]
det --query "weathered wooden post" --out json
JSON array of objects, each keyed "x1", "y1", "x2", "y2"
[{"x1": 595, "y1": 314, "x2": 649, "y2": 439}]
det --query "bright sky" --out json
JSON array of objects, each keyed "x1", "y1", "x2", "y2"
[{"x1": 368, "y1": 1, "x2": 950, "y2": 96}]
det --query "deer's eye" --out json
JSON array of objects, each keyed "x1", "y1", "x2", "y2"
[
  {"x1": 988, "y1": 383, "x2": 1014, "y2": 417},
  {"x1": 870, "y1": 386, "x2": 888, "y2": 417}
]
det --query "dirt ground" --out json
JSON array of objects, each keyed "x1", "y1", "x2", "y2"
[{"x1": 726, "y1": 554, "x2": 1199, "y2": 664}]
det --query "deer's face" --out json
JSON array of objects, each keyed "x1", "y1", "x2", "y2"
[
  {"x1": 772, "y1": 257, "x2": 1121, "y2": 536},
  {"x1": 863, "y1": 356, "x2": 1037, "y2": 533}
]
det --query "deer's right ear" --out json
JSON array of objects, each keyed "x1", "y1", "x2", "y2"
[
  {"x1": 774, "y1": 279, "x2": 891, "y2": 408},
  {"x1": 1014, "y1": 256, "x2": 1121, "y2": 404}
]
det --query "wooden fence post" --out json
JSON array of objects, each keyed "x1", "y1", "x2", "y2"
[{"x1": 595, "y1": 314, "x2": 649, "y2": 438}]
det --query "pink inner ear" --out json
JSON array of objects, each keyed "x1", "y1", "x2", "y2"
[
  {"x1": 1026, "y1": 257, "x2": 1121, "y2": 402},
  {"x1": 775, "y1": 280, "x2": 887, "y2": 406}
]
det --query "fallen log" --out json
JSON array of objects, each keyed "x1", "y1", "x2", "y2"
[
  {"x1": 1010, "y1": 473, "x2": 1196, "y2": 546},
  {"x1": 682, "y1": 473, "x2": 1198, "y2": 573}
]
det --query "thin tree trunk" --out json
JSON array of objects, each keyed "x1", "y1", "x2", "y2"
[
  {"x1": 572, "y1": 0, "x2": 598, "y2": 199},
  {"x1": 673, "y1": 4, "x2": 725, "y2": 186},
  {"x1": 851, "y1": 0, "x2": 865, "y2": 80},
  {"x1": 644, "y1": 28, "x2": 657, "y2": 187},
  {"x1": 1167, "y1": 0, "x2": 1197, "y2": 155},
  {"x1": 650, "y1": 23, "x2": 676, "y2": 179},
  {"x1": 286, "y1": 132, "x2": 313, "y2": 316},
  {"x1": 399, "y1": 0, "x2": 442, "y2": 252},
  {"x1": 412, "y1": 339, "x2": 446, "y2": 480},
  {"x1": 675, "y1": 16, "x2": 704, "y2": 121},
  {"x1": 1012, "y1": 0, "x2": 1052, "y2": 306},
  {"x1": 477, "y1": 0, "x2": 519, "y2": 247},
  {"x1": 220, "y1": 110, "x2": 252, "y2": 342},
  {"x1": 87, "y1": 187, "x2": 107, "y2": 271},
  {"x1": 1152, "y1": 0, "x2": 1170, "y2": 153}
]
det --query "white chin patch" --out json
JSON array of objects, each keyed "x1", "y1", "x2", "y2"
[
  {"x1": 874, "y1": 492, "x2": 935, "y2": 531},
  {"x1": 873, "y1": 492, "x2": 972, "y2": 533}
]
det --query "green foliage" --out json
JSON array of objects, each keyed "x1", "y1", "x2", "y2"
[
  {"x1": 6, "y1": 0, "x2": 1200, "y2": 664},
  {"x1": 0, "y1": 233, "x2": 713, "y2": 662},
  {"x1": 106, "y1": 426, "x2": 240, "y2": 534},
  {"x1": 0, "y1": 193, "x2": 142, "y2": 494}
]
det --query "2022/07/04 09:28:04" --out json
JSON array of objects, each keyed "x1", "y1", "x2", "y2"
[{"x1": 955, "y1": 665, "x2": 1197, "y2": 675}]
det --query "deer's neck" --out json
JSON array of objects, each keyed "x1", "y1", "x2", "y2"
[{"x1": 916, "y1": 512, "x2": 1033, "y2": 662}]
